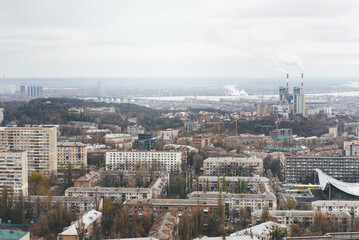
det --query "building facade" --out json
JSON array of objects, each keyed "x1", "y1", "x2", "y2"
[
  {"x1": 188, "y1": 192, "x2": 277, "y2": 217},
  {"x1": 124, "y1": 199, "x2": 218, "y2": 218},
  {"x1": 203, "y1": 157, "x2": 263, "y2": 176},
  {"x1": 0, "y1": 125, "x2": 57, "y2": 176},
  {"x1": 106, "y1": 151, "x2": 182, "y2": 172},
  {"x1": 57, "y1": 210, "x2": 102, "y2": 240},
  {"x1": 57, "y1": 142, "x2": 87, "y2": 169},
  {"x1": 252, "y1": 210, "x2": 351, "y2": 231},
  {"x1": 65, "y1": 186, "x2": 152, "y2": 202},
  {"x1": 312, "y1": 200, "x2": 359, "y2": 223},
  {"x1": 0, "y1": 151, "x2": 28, "y2": 196},
  {"x1": 285, "y1": 156, "x2": 359, "y2": 183}
]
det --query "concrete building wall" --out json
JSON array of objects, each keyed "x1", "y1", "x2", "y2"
[
  {"x1": 0, "y1": 151, "x2": 28, "y2": 196},
  {"x1": 1, "y1": 125, "x2": 58, "y2": 177}
]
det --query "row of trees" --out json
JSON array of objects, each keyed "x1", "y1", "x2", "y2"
[{"x1": 101, "y1": 202, "x2": 153, "y2": 239}]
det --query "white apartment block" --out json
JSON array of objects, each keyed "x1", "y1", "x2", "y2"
[
  {"x1": 65, "y1": 186, "x2": 152, "y2": 202},
  {"x1": 188, "y1": 191, "x2": 277, "y2": 212},
  {"x1": 57, "y1": 141, "x2": 87, "y2": 169},
  {"x1": 106, "y1": 151, "x2": 182, "y2": 172},
  {"x1": 0, "y1": 125, "x2": 57, "y2": 177},
  {"x1": 312, "y1": 200, "x2": 359, "y2": 223},
  {"x1": 203, "y1": 157, "x2": 263, "y2": 176},
  {"x1": 0, "y1": 151, "x2": 28, "y2": 196}
]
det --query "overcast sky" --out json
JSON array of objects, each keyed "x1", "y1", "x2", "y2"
[{"x1": 1, "y1": 0, "x2": 359, "y2": 78}]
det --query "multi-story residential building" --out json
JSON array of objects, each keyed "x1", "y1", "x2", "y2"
[
  {"x1": 124, "y1": 199, "x2": 218, "y2": 218},
  {"x1": 57, "y1": 210, "x2": 102, "y2": 240},
  {"x1": 203, "y1": 157, "x2": 263, "y2": 176},
  {"x1": 285, "y1": 156, "x2": 359, "y2": 183},
  {"x1": 187, "y1": 192, "x2": 277, "y2": 217},
  {"x1": 14, "y1": 195, "x2": 101, "y2": 217},
  {"x1": 312, "y1": 201, "x2": 359, "y2": 223},
  {"x1": 0, "y1": 125, "x2": 57, "y2": 177},
  {"x1": 74, "y1": 171, "x2": 101, "y2": 187},
  {"x1": 65, "y1": 186, "x2": 152, "y2": 202},
  {"x1": 191, "y1": 136, "x2": 211, "y2": 149},
  {"x1": 0, "y1": 151, "x2": 28, "y2": 196},
  {"x1": 106, "y1": 151, "x2": 182, "y2": 172},
  {"x1": 196, "y1": 176, "x2": 269, "y2": 192},
  {"x1": 251, "y1": 210, "x2": 351, "y2": 231},
  {"x1": 57, "y1": 142, "x2": 87, "y2": 169}
]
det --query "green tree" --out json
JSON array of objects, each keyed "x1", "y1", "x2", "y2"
[
  {"x1": 260, "y1": 206, "x2": 271, "y2": 223},
  {"x1": 269, "y1": 224, "x2": 288, "y2": 240},
  {"x1": 286, "y1": 200, "x2": 296, "y2": 210},
  {"x1": 241, "y1": 179, "x2": 246, "y2": 193},
  {"x1": 222, "y1": 174, "x2": 227, "y2": 193},
  {"x1": 179, "y1": 178, "x2": 186, "y2": 199},
  {"x1": 205, "y1": 178, "x2": 209, "y2": 193}
]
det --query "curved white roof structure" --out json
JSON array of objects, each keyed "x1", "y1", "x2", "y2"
[{"x1": 316, "y1": 169, "x2": 359, "y2": 197}]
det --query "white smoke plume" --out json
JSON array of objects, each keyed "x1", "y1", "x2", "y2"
[
  {"x1": 275, "y1": 52, "x2": 304, "y2": 72},
  {"x1": 224, "y1": 85, "x2": 248, "y2": 96}
]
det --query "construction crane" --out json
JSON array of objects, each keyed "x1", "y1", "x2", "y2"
[{"x1": 275, "y1": 119, "x2": 282, "y2": 129}]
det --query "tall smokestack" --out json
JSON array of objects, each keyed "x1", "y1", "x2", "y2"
[
  {"x1": 286, "y1": 73, "x2": 289, "y2": 88},
  {"x1": 301, "y1": 73, "x2": 303, "y2": 88}
]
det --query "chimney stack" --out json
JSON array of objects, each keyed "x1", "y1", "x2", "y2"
[
  {"x1": 286, "y1": 73, "x2": 289, "y2": 88},
  {"x1": 301, "y1": 73, "x2": 303, "y2": 88}
]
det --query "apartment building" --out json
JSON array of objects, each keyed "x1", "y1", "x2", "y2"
[
  {"x1": 57, "y1": 210, "x2": 102, "y2": 240},
  {"x1": 0, "y1": 151, "x2": 28, "y2": 196},
  {"x1": 285, "y1": 156, "x2": 359, "y2": 183},
  {"x1": 312, "y1": 201, "x2": 359, "y2": 223},
  {"x1": 57, "y1": 142, "x2": 87, "y2": 169},
  {"x1": 15, "y1": 195, "x2": 101, "y2": 217},
  {"x1": 197, "y1": 176, "x2": 269, "y2": 192},
  {"x1": 65, "y1": 186, "x2": 152, "y2": 202},
  {"x1": 191, "y1": 136, "x2": 211, "y2": 149},
  {"x1": 0, "y1": 125, "x2": 57, "y2": 177},
  {"x1": 74, "y1": 171, "x2": 100, "y2": 187},
  {"x1": 106, "y1": 151, "x2": 182, "y2": 172},
  {"x1": 252, "y1": 210, "x2": 351, "y2": 231},
  {"x1": 187, "y1": 192, "x2": 277, "y2": 214},
  {"x1": 124, "y1": 199, "x2": 218, "y2": 218},
  {"x1": 203, "y1": 157, "x2": 263, "y2": 176}
]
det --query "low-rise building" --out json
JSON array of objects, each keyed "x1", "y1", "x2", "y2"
[
  {"x1": 57, "y1": 142, "x2": 87, "y2": 169},
  {"x1": 191, "y1": 136, "x2": 211, "y2": 149},
  {"x1": 0, "y1": 151, "x2": 28, "y2": 196},
  {"x1": 0, "y1": 229, "x2": 30, "y2": 240},
  {"x1": 196, "y1": 176, "x2": 269, "y2": 192},
  {"x1": 65, "y1": 186, "x2": 152, "y2": 202},
  {"x1": 148, "y1": 212, "x2": 178, "y2": 240},
  {"x1": 124, "y1": 199, "x2": 218, "y2": 218},
  {"x1": 312, "y1": 200, "x2": 359, "y2": 223},
  {"x1": 188, "y1": 191, "x2": 277, "y2": 215},
  {"x1": 106, "y1": 151, "x2": 182, "y2": 172},
  {"x1": 16, "y1": 195, "x2": 101, "y2": 217},
  {"x1": 74, "y1": 171, "x2": 101, "y2": 187},
  {"x1": 251, "y1": 210, "x2": 351, "y2": 231},
  {"x1": 203, "y1": 157, "x2": 263, "y2": 176},
  {"x1": 57, "y1": 210, "x2": 102, "y2": 240}
]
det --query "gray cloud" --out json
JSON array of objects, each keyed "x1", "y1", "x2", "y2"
[{"x1": 0, "y1": 0, "x2": 359, "y2": 77}]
